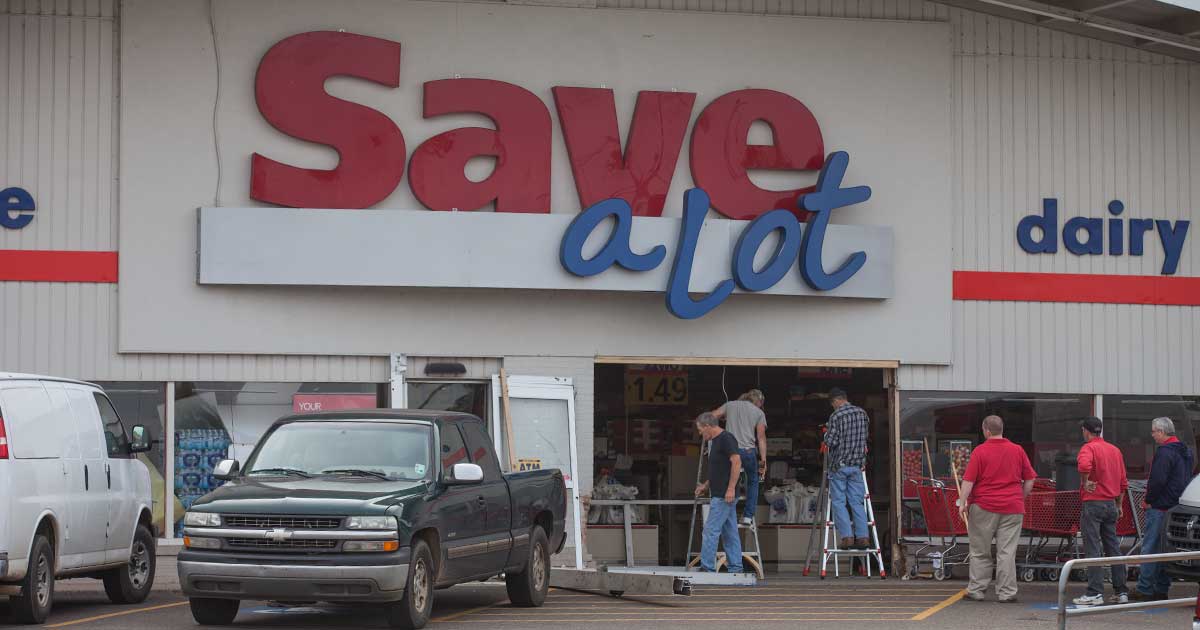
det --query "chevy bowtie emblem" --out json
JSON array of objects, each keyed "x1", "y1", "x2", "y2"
[{"x1": 267, "y1": 528, "x2": 294, "y2": 542}]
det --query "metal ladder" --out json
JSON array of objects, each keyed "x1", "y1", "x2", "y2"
[
  {"x1": 806, "y1": 446, "x2": 883, "y2": 580},
  {"x1": 685, "y1": 439, "x2": 765, "y2": 578},
  {"x1": 816, "y1": 466, "x2": 887, "y2": 579}
]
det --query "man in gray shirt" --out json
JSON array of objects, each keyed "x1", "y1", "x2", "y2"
[{"x1": 712, "y1": 389, "x2": 768, "y2": 525}]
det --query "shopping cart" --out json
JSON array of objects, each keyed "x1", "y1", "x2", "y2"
[
  {"x1": 1018, "y1": 482, "x2": 1083, "y2": 582},
  {"x1": 906, "y1": 478, "x2": 969, "y2": 581},
  {"x1": 1117, "y1": 480, "x2": 1149, "y2": 579}
]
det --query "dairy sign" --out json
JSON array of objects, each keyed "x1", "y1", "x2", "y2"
[{"x1": 201, "y1": 31, "x2": 893, "y2": 319}]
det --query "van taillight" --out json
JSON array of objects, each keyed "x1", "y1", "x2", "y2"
[{"x1": 0, "y1": 415, "x2": 8, "y2": 459}]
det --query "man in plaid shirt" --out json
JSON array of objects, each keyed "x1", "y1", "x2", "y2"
[{"x1": 824, "y1": 388, "x2": 870, "y2": 549}]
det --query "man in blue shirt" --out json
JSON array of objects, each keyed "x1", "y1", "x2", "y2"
[
  {"x1": 824, "y1": 388, "x2": 870, "y2": 550},
  {"x1": 1131, "y1": 417, "x2": 1194, "y2": 601}
]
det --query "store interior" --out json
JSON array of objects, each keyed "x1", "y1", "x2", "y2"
[{"x1": 590, "y1": 363, "x2": 892, "y2": 570}]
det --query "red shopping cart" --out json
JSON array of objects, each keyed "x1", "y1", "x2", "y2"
[{"x1": 906, "y1": 479, "x2": 969, "y2": 581}]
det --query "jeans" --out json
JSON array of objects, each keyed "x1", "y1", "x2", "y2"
[
  {"x1": 701, "y1": 498, "x2": 744, "y2": 572},
  {"x1": 1081, "y1": 500, "x2": 1127, "y2": 596},
  {"x1": 739, "y1": 448, "x2": 760, "y2": 521},
  {"x1": 828, "y1": 465, "x2": 868, "y2": 539},
  {"x1": 967, "y1": 505, "x2": 1024, "y2": 600},
  {"x1": 1136, "y1": 508, "x2": 1171, "y2": 596}
]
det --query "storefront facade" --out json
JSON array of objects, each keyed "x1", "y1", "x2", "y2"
[{"x1": 1, "y1": 0, "x2": 1197, "y2": 567}]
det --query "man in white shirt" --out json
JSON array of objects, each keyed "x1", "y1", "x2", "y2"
[{"x1": 713, "y1": 389, "x2": 768, "y2": 525}]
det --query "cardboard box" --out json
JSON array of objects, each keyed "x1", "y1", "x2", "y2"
[{"x1": 587, "y1": 525, "x2": 659, "y2": 565}]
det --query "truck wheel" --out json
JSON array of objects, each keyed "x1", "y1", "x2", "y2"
[
  {"x1": 11, "y1": 534, "x2": 54, "y2": 624},
  {"x1": 189, "y1": 598, "x2": 240, "y2": 625},
  {"x1": 386, "y1": 539, "x2": 434, "y2": 629},
  {"x1": 506, "y1": 526, "x2": 550, "y2": 607},
  {"x1": 103, "y1": 525, "x2": 156, "y2": 604}
]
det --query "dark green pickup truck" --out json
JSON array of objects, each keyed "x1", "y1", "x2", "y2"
[{"x1": 176, "y1": 410, "x2": 567, "y2": 629}]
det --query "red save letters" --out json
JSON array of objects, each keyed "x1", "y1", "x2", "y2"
[{"x1": 250, "y1": 31, "x2": 826, "y2": 220}]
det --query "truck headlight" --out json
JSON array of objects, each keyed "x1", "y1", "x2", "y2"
[
  {"x1": 184, "y1": 512, "x2": 222, "y2": 527},
  {"x1": 346, "y1": 516, "x2": 396, "y2": 530},
  {"x1": 344, "y1": 540, "x2": 400, "y2": 552}
]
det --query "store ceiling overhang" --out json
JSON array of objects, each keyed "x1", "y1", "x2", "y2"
[{"x1": 926, "y1": 0, "x2": 1200, "y2": 62}]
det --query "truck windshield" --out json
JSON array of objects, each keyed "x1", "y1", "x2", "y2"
[{"x1": 245, "y1": 422, "x2": 432, "y2": 481}]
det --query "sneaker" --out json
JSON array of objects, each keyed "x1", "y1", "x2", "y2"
[
  {"x1": 740, "y1": 516, "x2": 754, "y2": 526},
  {"x1": 1072, "y1": 593, "x2": 1105, "y2": 607},
  {"x1": 964, "y1": 592, "x2": 985, "y2": 602},
  {"x1": 1110, "y1": 592, "x2": 1129, "y2": 605},
  {"x1": 998, "y1": 597, "x2": 1019, "y2": 604}
]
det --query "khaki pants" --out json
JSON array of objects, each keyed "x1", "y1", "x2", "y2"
[{"x1": 967, "y1": 505, "x2": 1024, "y2": 600}]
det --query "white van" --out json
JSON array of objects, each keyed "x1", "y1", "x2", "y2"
[{"x1": 0, "y1": 374, "x2": 157, "y2": 624}]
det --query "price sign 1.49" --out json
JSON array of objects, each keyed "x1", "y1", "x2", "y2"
[{"x1": 625, "y1": 368, "x2": 688, "y2": 406}]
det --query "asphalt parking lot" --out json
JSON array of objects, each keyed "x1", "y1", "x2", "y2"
[{"x1": 3, "y1": 559, "x2": 1196, "y2": 629}]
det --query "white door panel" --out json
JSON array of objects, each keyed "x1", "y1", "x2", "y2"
[{"x1": 64, "y1": 387, "x2": 114, "y2": 567}]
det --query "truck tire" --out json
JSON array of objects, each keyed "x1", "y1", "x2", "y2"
[
  {"x1": 385, "y1": 539, "x2": 434, "y2": 629},
  {"x1": 103, "y1": 525, "x2": 156, "y2": 604},
  {"x1": 11, "y1": 534, "x2": 54, "y2": 624},
  {"x1": 505, "y1": 526, "x2": 550, "y2": 607},
  {"x1": 189, "y1": 597, "x2": 240, "y2": 625}
]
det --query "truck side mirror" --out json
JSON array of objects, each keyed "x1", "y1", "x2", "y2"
[
  {"x1": 129, "y1": 425, "x2": 152, "y2": 453},
  {"x1": 446, "y1": 462, "x2": 483, "y2": 485},
  {"x1": 213, "y1": 459, "x2": 241, "y2": 481}
]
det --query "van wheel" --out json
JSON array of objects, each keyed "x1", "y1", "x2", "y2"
[
  {"x1": 11, "y1": 534, "x2": 54, "y2": 624},
  {"x1": 189, "y1": 598, "x2": 240, "y2": 625},
  {"x1": 385, "y1": 539, "x2": 434, "y2": 629},
  {"x1": 506, "y1": 526, "x2": 550, "y2": 607},
  {"x1": 103, "y1": 525, "x2": 156, "y2": 604}
]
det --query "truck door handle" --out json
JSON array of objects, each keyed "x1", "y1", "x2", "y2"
[
  {"x1": 84, "y1": 464, "x2": 89, "y2": 491},
  {"x1": 106, "y1": 464, "x2": 111, "y2": 489},
  {"x1": 476, "y1": 496, "x2": 487, "y2": 506}
]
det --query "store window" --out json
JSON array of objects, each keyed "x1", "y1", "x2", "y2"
[
  {"x1": 172, "y1": 382, "x2": 381, "y2": 535},
  {"x1": 408, "y1": 381, "x2": 489, "y2": 419},
  {"x1": 1104, "y1": 396, "x2": 1200, "y2": 478},
  {"x1": 900, "y1": 392, "x2": 1092, "y2": 481},
  {"x1": 94, "y1": 382, "x2": 168, "y2": 537}
]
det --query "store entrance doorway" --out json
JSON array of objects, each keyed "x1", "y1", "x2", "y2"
[{"x1": 591, "y1": 362, "x2": 894, "y2": 572}]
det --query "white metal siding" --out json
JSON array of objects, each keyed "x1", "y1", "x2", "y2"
[
  {"x1": 0, "y1": 5, "x2": 388, "y2": 383},
  {"x1": 2, "y1": 0, "x2": 1196, "y2": 393}
]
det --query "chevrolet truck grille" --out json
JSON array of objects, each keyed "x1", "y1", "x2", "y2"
[
  {"x1": 223, "y1": 515, "x2": 343, "y2": 530},
  {"x1": 225, "y1": 537, "x2": 339, "y2": 550}
]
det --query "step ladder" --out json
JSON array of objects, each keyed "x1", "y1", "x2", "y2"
[
  {"x1": 684, "y1": 440, "x2": 765, "y2": 579},
  {"x1": 803, "y1": 448, "x2": 886, "y2": 579}
]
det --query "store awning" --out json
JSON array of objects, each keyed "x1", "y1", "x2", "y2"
[{"x1": 928, "y1": 0, "x2": 1200, "y2": 62}]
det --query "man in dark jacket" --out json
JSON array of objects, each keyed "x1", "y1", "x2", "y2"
[{"x1": 1131, "y1": 416, "x2": 1195, "y2": 601}]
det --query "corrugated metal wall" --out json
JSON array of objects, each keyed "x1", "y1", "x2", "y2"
[
  {"x1": 0, "y1": 1, "x2": 388, "y2": 382},
  {"x1": 593, "y1": 3, "x2": 1200, "y2": 396},
  {"x1": 3, "y1": 0, "x2": 1196, "y2": 392}
]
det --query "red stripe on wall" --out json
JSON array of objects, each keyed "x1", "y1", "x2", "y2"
[
  {"x1": 953, "y1": 271, "x2": 1200, "y2": 306},
  {"x1": 0, "y1": 250, "x2": 118, "y2": 283}
]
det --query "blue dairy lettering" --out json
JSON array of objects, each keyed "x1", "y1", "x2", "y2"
[
  {"x1": 1017, "y1": 199, "x2": 1059, "y2": 254},
  {"x1": 1156, "y1": 219, "x2": 1190, "y2": 275},
  {"x1": 1129, "y1": 218, "x2": 1154, "y2": 256},
  {"x1": 0, "y1": 187, "x2": 35, "y2": 230},
  {"x1": 1063, "y1": 216, "x2": 1103, "y2": 255}
]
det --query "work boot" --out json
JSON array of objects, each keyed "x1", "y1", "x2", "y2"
[
  {"x1": 840, "y1": 537, "x2": 854, "y2": 549},
  {"x1": 855, "y1": 538, "x2": 870, "y2": 549}
]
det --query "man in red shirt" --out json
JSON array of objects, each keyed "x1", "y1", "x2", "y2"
[
  {"x1": 959, "y1": 415, "x2": 1036, "y2": 602},
  {"x1": 1072, "y1": 416, "x2": 1130, "y2": 607}
]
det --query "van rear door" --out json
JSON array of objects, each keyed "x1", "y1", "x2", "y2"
[{"x1": 0, "y1": 383, "x2": 68, "y2": 570}]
